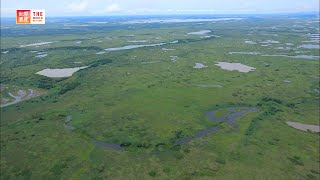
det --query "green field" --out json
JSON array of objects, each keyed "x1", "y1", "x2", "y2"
[{"x1": 1, "y1": 15, "x2": 319, "y2": 179}]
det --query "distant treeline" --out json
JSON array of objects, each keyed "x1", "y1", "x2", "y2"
[{"x1": 88, "y1": 58, "x2": 112, "y2": 68}]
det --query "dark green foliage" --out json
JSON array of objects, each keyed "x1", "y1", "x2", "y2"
[
  {"x1": 17, "y1": 169, "x2": 32, "y2": 179},
  {"x1": 288, "y1": 156, "x2": 304, "y2": 166},
  {"x1": 286, "y1": 103, "x2": 296, "y2": 108},
  {"x1": 50, "y1": 163, "x2": 68, "y2": 176},
  {"x1": 216, "y1": 157, "x2": 226, "y2": 164},
  {"x1": 174, "y1": 130, "x2": 184, "y2": 139},
  {"x1": 120, "y1": 142, "x2": 132, "y2": 147},
  {"x1": 37, "y1": 77, "x2": 66, "y2": 90},
  {"x1": 311, "y1": 169, "x2": 320, "y2": 174},
  {"x1": 58, "y1": 81, "x2": 80, "y2": 95},
  {"x1": 174, "y1": 152, "x2": 184, "y2": 159},
  {"x1": 88, "y1": 59, "x2": 112, "y2": 68},
  {"x1": 261, "y1": 97, "x2": 283, "y2": 104},
  {"x1": 306, "y1": 174, "x2": 316, "y2": 179},
  {"x1": 148, "y1": 171, "x2": 157, "y2": 177}
]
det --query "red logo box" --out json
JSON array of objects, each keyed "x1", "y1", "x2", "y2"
[{"x1": 16, "y1": 10, "x2": 31, "y2": 24}]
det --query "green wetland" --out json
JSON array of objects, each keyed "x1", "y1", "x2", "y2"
[{"x1": 0, "y1": 14, "x2": 319, "y2": 179}]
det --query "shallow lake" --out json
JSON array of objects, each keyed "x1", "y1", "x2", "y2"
[
  {"x1": 193, "y1": 63, "x2": 207, "y2": 69},
  {"x1": 96, "y1": 52, "x2": 106, "y2": 55},
  {"x1": 229, "y1": 52, "x2": 261, "y2": 55},
  {"x1": 298, "y1": 44, "x2": 320, "y2": 49},
  {"x1": 105, "y1": 41, "x2": 178, "y2": 51},
  {"x1": 35, "y1": 66, "x2": 88, "y2": 78},
  {"x1": 286, "y1": 121, "x2": 320, "y2": 132},
  {"x1": 262, "y1": 54, "x2": 319, "y2": 60},
  {"x1": 20, "y1": 42, "x2": 54, "y2": 47},
  {"x1": 244, "y1": 41, "x2": 257, "y2": 44},
  {"x1": 188, "y1": 30, "x2": 211, "y2": 35},
  {"x1": 215, "y1": 62, "x2": 256, "y2": 73},
  {"x1": 35, "y1": 54, "x2": 48, "y2": 58}
]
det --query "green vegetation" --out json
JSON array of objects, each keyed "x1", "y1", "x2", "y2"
[{"x1": 0, "y1": 15, "x2": 319, "y2": 179}]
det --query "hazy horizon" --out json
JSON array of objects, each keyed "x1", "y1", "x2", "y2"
[{"x1": 1, "y1": 0, "x2": 319, "y2": 17}]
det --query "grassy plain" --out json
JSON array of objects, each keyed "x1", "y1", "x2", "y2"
[{"x1": 1, "y1": 15, "x2": 319, "y2": 179}]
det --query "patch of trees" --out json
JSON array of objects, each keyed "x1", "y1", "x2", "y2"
[
  {"x1": 38, "y1": 77, "x2": 65, "y2": 89},
  {"x1": 58, "y1": 81, "x2": 80, "y2": 95},
  {"x1": 245, "y1": 107, "x2": 280, "y2": 137},
  {"x1": 148, "y1": 171, "x2": 157, "y2": 177},
  {"x1": 261, "y1": 97, "x2": 283, "y2": 104},
  {"x1": 89, "y1": 59, "x2": 112, "y2": 68}
]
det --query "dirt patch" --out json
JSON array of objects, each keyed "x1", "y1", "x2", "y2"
[{"x1": 286, "y1": 121, "x2": 320, "y2": 132}]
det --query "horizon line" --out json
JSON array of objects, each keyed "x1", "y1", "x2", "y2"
[{"x1": 1, "y1": 10, "x2": 319, "y2": 18}]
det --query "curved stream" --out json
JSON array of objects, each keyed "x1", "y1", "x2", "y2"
[{"x1": 175, "y1": 107, "x2": 258, "y2": 144}]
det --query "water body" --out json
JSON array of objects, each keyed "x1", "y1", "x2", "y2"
[
  {"x1": 201, "y1": 35, "x2": 220, "y2": 38},
  {"x1": 215, "y1": 62, "x2": 256, "y2": 73},
  {"x1": 64, "y1": 125, "x2": 76, "y2": 130},
  {"x1": 1, "y1": 89, "x2": 37, "y2": 108},
  {"x1": 175, "y1": 107, "x2": 258, "y2": 144},
  {"x1": 175, "y1": 126, "x2": 220, "y2": 144},
  {"x1": 96, "y1": 51, "x2": 106, "y2": 55},
  {"x1": 302, "y1": 40, "x2": 320, "y2": 43},
  {"x1": 127, "y1": 40, "x2": 148, "y2": 43},
  {"x1": 65, "y1": 116, "x2": 72, "y2": 122},
  {"x1": 141, "y1": 61, "x2": 161, "y2": 64},
  {"x1": 298, "y1": 44, "x2": 320, "y2": 49},
  {"x1": 274, "y1": 47, "x2": 291, "y2": 50},
  {"x1": 206, "y1": 107, "x2": 258, "y2": 128},
  {"x1": 104, "y1": 40, "x2": 178, "y2": 51},
  {"x1": 94, "y1": 141, "x2": 124, "y2": 151},
  {"x1": 20, "y1": 42, "x2": 55, "y2": 47},
  {"x1": 35, "y1": 66, "x2": 88, "y2": 78},
  {"x1": 260, "y1": 40, "x2": 280, "y2": 44},
  {"x1": 193, "y1": 63, "x2": 207, "y2": 69},
  {"x1": 286, "y1": 121, "x2": 320, "y2": 133},
  {"x1": 188, "y1": 30, "x2": 211, "y2": 35},
  {"x1": 262, "y1": 54, "x2": 320, "y2": 60},
  {"x1": 229, "y1": 52, "x2": 261, "y2": 55},
  {"x1": 244, "y1": 41, "x2": 257, "y2": 45},
  {"x1": 35, "y1": 54, "x2": 48, "y2": 58},
  {"x1": 261, "y1": 33, "x2": 278, "y2": 36}
]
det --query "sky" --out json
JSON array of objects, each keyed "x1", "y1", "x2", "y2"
[{"x1": 1, "y1": 0, "x2": 319, "y2": 17}]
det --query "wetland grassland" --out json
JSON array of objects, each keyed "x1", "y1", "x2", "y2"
[{"x1": 1, "y1": 15, "x2": 319, "y2": 179}]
